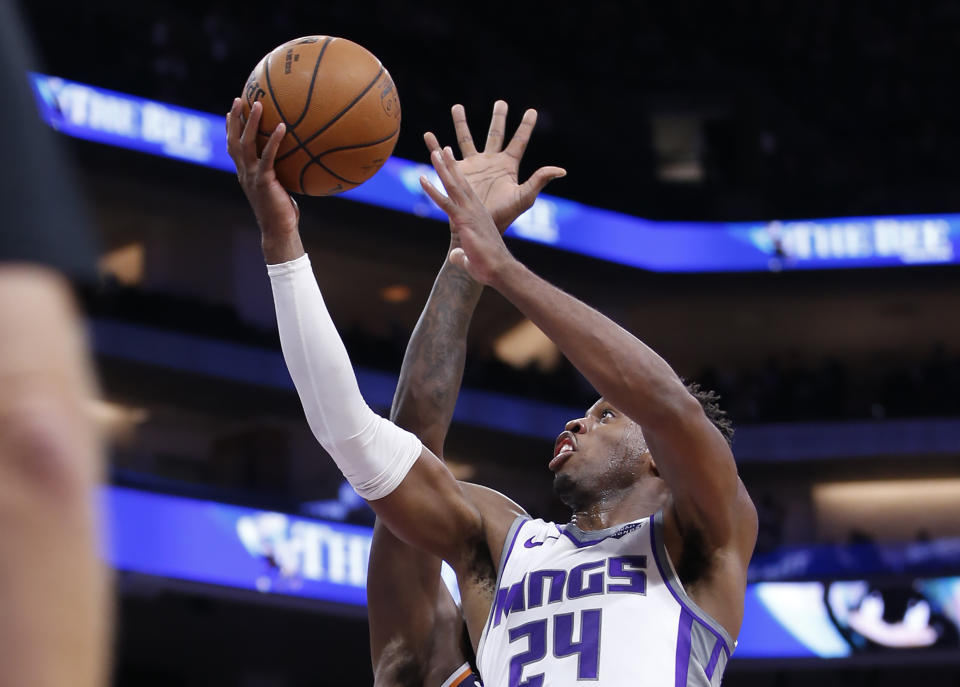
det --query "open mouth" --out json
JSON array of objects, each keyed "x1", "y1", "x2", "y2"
[{"x1": 550, "y1": 433, "x2": 576, "y2": 471}]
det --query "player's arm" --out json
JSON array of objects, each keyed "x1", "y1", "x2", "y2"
[
  {"x1": 227, "y1": 99, "x2": 503, "y2": 571},
  {"x1": 369, "y1": 180, "x2": 484, "y2": 684},
  {"x1": 420, "y1": 148, "x2": 756, "y2": 558},
  {"x1": 370, "y1": 101, "x2": 563, "y2": 680},
  {"x1": 390, "y1": 99, "x2": 564, "y2": 453}
]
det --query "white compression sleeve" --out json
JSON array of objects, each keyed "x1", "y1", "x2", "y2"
[{"x1": 267, "y1": 253, "x2": 422, "y2": 500}]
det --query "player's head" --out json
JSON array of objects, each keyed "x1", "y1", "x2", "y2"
[{"x1": 550, "y1": 383, "x2": 733, "y2": 511}]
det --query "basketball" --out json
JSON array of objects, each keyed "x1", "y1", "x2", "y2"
[{"x1": 239, "y1": 36, "x2": 401, "y2": 196}]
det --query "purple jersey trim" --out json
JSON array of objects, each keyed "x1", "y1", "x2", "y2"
[
  {"x1": 500, "y1": 518, "x2": 527, "y2": 577},
  {"x1": 561, "y1": 527, "x2": 604, "y2": 548},
  {"x1": 674, "y1": 609, "x2": 693, "y2": 687},
  {"x1": 560, "y1": 520, "x2": 644, "y2": 548},
  {"x1": 483, "y1": 516, "x2": 528, "y2": 637},
  {"x1": 648, "y1": 512, "x2": 733, "y2": 655},
  {"x1": 704, "y1": 640, "x2": 724, "y2": 680}
]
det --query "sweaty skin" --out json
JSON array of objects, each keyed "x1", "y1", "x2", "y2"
[
  {"x1": 227, "y1": 95, "x2": 756, "y2": 665},
  {"x1": 405, "y1": 147, "x2": 758, "y2": 642}
]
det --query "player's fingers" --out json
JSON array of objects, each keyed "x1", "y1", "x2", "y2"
[
  {"x1": 423, "y1": 131, "x2": 442, "y2": 156},
  {"x1": 227, "y1": 98, "x2": 240, "y2": 134},
  {"x1": 420, "y1": 174, "x2": 454, "y2": 213},
  {"x1": 225, "y1": 115, "x2": 235, "y2": 160},
  {"x1": 226, "y1": 98, "x2": 243, "y2": 158},
  {"x1": 484, "y1": 100, "x2": 508, "y2": 153},
  {"x1": 443, "y1": 146, "x2": 488, "y2": 205},
  {"x1": 451, "y1": 104, "x2": 477, "y2": 157},
  {"x1": 428, "y1": 148, "x2": 464, "y2": 203},
  {"x1": 440, "y1": 145, "x2": 481, "y2": 205},
  {"x1": 239, "y1": 101, "x2": 262, "y2": 165},
  {"x1": 505, "y1": 108, "x2": 538, "y2": 161},
  {"x1": 258, "y1": 123, "x2": 286, "y2": 175},
  {"x1": 520, "y1": 166, "x2": 567, "y2": 201}
]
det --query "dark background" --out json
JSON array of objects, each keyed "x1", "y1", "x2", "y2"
[
  {"x1": 19, "y1": 1, "x2": 960, "y2": 685},
  {"x1": 26, "y1": 0, "x2": 960, "y2": 221}
]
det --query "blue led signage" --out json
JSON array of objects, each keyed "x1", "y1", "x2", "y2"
[
  {"x1": 103, "y1": 486, "x2": 372, "y2": 606},
  {"x1": 102, "y1": 486, "x2": 960, "y2": 659},
  {"x1": 31, "y1": 72, "x2": 960, "y2": 272}
]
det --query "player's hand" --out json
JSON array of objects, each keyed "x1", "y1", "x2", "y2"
[
  {"x1": 421, "y1": 146, "x2": 517, "y2": 286},
  {"x1": 423, "y1": 101, "x2": 565, "y2": 234},
  {"x1": 226, "y1": 98, "x2": 300, "y2": 239}
]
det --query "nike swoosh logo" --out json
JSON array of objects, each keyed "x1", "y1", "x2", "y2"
[{"x1": 524, "y1": 535, "x2": 560, "y2": 548}]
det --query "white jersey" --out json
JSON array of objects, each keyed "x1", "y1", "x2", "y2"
[{"x1": 476, "y1": 511, "x2": 735, "y2": 686}]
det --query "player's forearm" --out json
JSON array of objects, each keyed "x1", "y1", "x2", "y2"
[
  {"x1": 269, "y1": 254, "x2": 423, "y2": 499},
  {"x1": 391, "y1": 240, "x2": 483, "y2": 452},
  {"x1": 492, "y1": 259, "x2": 692, "y2": 425},
  {"x1": 269, "y1": 255, "x2": 482, "y2": 563},
  {"x1": 371, "y1": 244, "x2": 481, "y2": 679}
]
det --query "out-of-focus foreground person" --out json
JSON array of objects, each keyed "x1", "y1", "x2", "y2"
[{"x1": 0, "y1": 2, "x2": 110, "y2": 685}]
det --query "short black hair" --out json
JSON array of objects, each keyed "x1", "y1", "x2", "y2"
[{"x1": 684, "y1": 381, "x2": 734, "y2": 446}]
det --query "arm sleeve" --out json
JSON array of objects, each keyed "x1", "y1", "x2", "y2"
[{"x1": 268, "y1": 253, "x2": 422, "y2": 500}]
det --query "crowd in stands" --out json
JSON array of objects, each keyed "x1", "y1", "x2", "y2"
[{"x1": 87, "y1": 283, "x2": 960, "y2": 425}]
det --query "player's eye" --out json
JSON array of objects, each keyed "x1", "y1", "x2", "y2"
[{"x1": 599, "y1": 409, "x2": 615, "y2": 421}]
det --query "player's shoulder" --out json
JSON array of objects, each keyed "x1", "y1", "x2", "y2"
[
  {"x1": 457, "y1": 482, "x2": 530, "y2": 565},
  {"x1": 458, "y1": 481, "x2": 528, "y2": 520}
]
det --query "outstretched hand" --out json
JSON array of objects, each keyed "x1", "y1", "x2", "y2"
[
  {"x1": 420, "y1": 146, "x2": 517, "y2": 286},
  {"x1": 226, "y1": 98, "x2": 300, "y2": 241},
  {"x1": 423, "y1": 101, "x2": 565, "y2": 234}
]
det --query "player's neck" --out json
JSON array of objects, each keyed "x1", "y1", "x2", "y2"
[{"x1": 570, "y1": 482, "x2": 668, "y2": 531}]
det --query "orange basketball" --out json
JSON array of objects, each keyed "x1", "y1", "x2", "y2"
[{"x1": 240, "y1": 36, "x2": 401, "y2": 196}]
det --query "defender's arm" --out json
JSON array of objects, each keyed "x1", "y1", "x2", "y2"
[
  {"x1": 369, "y1": 249, "x2": 483, "y2": 680},
  {"x1": 371, "y1": 101, "x2": 562, "y2": 682}
]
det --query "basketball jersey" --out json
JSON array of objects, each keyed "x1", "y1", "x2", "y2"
[{"x1": 476, "y1": 510, "x2": 735, "y2": 686}]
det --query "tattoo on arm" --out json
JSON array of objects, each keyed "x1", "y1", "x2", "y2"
[{"x1": 390, "y1": 252, "x2": 483, "y2": 454}]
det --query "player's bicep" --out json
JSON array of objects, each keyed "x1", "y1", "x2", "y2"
[
  {"x1": 370, "y1": 446, "x2": 483, "y2": 564},
  {"x1": 646, "y1": 396, "x2": 750, "y2": 549}
]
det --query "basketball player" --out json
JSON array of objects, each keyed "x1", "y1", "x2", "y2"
[
  {"x1": 368, "y1": 102, "x2": 564, "y2": 687},
  {"x1": 229, "y1": 94, "x2": 757, "y2": 685},
  {"x1": 0, "y1": 2, "x2": 110, "y2": 685}
]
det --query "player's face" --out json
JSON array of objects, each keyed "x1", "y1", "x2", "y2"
[{"x1": 550, "y1": 398, "x2": 650, "y2": 509}]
